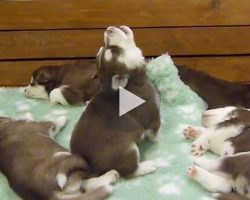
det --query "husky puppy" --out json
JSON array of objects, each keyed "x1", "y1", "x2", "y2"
[
  {"x1": 0, "y1": 114, "x2": 119, "y2": 200},
  {"x1": 183, "y1": 106, "x2": 250, "y2": 156},
  {"x1": 188, "y1": 153, "x2": 250, "y2": 200},
  {"x1": 71, "y1": 26, "x2": 161, "y2": 177},
  {"x1": 25, "y1": 60, "x2": 100, "y2": 106}
]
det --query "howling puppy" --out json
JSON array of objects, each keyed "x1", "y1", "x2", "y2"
[
  {"x1": 71, "y1": 26, "x2": 161, "y2": 177},
  {"x1": 0, "y1": 115, "x2": 119, "y2": 200},
  {"x1": 183, "y1": 106, "x2": 250, "y2": 156},
  {"x1": 187, "y1": 153, "x2": 250, "y2": 200},
  {"x1": 25, "y1": 60, "x2": 100, "y2": 106}
]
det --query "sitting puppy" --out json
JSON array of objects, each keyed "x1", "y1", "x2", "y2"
[
  {"x1": 25, "y1": 60, "x2": 101, "y2": 106},
  {"x1": 177, "y1": 65, "x2": 250, "y2": 109},
  {"x1": 71, "y1": 26, "x2": 161, "y2": 177},
  {"x1": 0, "y1": 114, "x2": 119, "y2": 200},
  {"x1": 187, "y1": 153, "x2": 250, "y2": 200},
  {"x1": 183, "y1": 106, "x2": 250, "y2": 156}
]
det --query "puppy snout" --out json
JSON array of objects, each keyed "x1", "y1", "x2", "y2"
[
  {"x1": 106, "y1": 26, "x2": 116, "y2": 34},
  {"x1": 119, "y1": 26, "x2": 130, "y2": 34}
]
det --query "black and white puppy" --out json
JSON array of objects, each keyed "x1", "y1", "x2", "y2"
[
  {"x1": 0, "y1": 114, "x2": 119, "y2": 200},
  {"x1": 71, "y1": 26, "x2": 161, "y2": 177},
  {"x1": 183, "y1": 106, "x2": 250, "y2": 156},
  {"x1": 25, "y1": 60, "x2": 101, "y2": 106},
  {"x1": 187, "y1": 152, "x2": 250, "y2": 200}
]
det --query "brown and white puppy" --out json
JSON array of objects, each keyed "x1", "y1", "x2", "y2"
[
  {"x1": 25, "y1": 60, "x2": 101, "y2": 106},
  {"x1": 187, "y1": 152, "x2": 250, "y2": 200},
  {"x1": 70, "y1": 26, "x2": 161, "y2": 177},
  {"x1": 183, "y1": 106, "x2": 250, "y2": 156},
  {"x1": 177, "y1": 65, "x2": 250, "y2": 109},
  {"x1": 0, "y1": 115, "x2": 119, "y2": 200}
]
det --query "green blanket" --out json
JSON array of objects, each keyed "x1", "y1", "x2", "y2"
[{"x1": 0, "y1": 54, "x2": 214, "y2": 200}]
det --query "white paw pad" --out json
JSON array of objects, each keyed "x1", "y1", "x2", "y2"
[
  {"x1": 191, "y1": 140, "x2": 209, "y2": 156},
  {"x1": 183, "y1": 126, "x2": 200, "y2": 140},
  {"x1": 187, "y1": 166, "x2": 198, "y2": 179}
]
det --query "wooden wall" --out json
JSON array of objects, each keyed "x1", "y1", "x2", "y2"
[{"x1": 0, "y1": 0, "x2": 250, "y2": 86}]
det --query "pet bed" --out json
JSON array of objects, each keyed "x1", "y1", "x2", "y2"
[{"x1": 0, "y1": 54, "x2": 214, "y2": 200}]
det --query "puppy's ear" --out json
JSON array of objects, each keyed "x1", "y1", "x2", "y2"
[
  {"x1": 111, "y1": 74, "x2": 129, "y2": 90},
  {"x1": 36, "y1": 72, "x2": 51, "y2": 83},
  {"x1": 35, "y1": 67, "x2": 58, "y2": 84}
]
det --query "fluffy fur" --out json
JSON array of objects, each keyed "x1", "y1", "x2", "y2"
[
  {"x1": 188, "y1": 153, "x2": 250, "y2": 200},
  {"x1": 177, "y1": 65, "x2": 250, "y2": 109},
  {"x1": 184, "y1": 106, "x2": 250, "y2": 199},
  {"x1": 70, "y1": 26, "x2": 160, "y2": 177},
  {"x1": 183, "y1": 106, "x2": 250, "y2": 156},
  {"x1": 0, "y1": 115, "x2": 119, "y2": 200},
  {"x1": 25, "y1": 60, "x2": 100, "y2": 106}
]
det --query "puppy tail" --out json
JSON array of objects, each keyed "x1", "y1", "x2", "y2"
[
  {"x1": 56, "y1": 155, "x2": 90, "y2": 190},
  {"x1": 213, "y1": 192, "x2": 249, "y2": 200}
]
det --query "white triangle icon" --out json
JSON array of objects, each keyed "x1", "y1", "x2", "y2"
[{"x1": 119, "y1": 86, "x2": 146, "y2": 116}]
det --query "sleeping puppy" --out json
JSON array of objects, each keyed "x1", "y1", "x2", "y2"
[
  {"x1": 70, "y1": 26, "x2": 161, "y2": 177},
  {"x1": 177, "y1": 65, "x2": 250, "y2": 109},
  {"x1": 183, "y1": 106, "x2": 250, "y2": 156},
  {"x1": 187, "y1": 153, "x2": 250, "y2": 200},
  {"x1": 0, "y1": 115, "x2": 119, "y2": 200},
  {"x1": 25, "y1": 60, "x2": 101, "y2": 106}
]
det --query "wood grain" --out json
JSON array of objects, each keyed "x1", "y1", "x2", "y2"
[
  {"x1": 174, "y1": 56, "x2": 250, "y2": 83},
  {"x1": 0, "y1": 56, "x2": 249, "y2": 86},
  {"x1": 1, "y1": 0, "x2": 250, "y2": 30},
  {"x1": 1, "y1": 27, "x2": 250, "y2": 59}
]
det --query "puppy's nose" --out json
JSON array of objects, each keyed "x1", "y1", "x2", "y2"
[
  {"x1": 107, "y1": 26, "x2": 116, "y2": 34},
  {"x1": 24, "y1": 88, "x2": 27, "y2": 93}
]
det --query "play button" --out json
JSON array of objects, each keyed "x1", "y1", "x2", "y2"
[{"x1": 119, "y1": 86, "x2": 146, "y2": 116}]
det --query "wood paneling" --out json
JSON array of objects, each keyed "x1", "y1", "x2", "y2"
[
  {"x1": 1, "y1": 0, "x2": 250, "y2": 30},
  {"x1": 1, "y1": 27, "x2": 250, "y2": 59},
  {"x1": 174, "y1": 56, "x2": 250, "y2": 83},
  {"x1": 0, "y1": 56, "x2": 249, "y2": 86},
  {"x1": 0, "y1": 0, "x2": 249, "y2": 86}
]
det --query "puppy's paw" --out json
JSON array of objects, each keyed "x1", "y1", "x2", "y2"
[
  {"x1": 191, "y1": 139, "x2": 209, "y2": 156},
  {"x1": 54, "y1": 116, "x2": 67, "y2": 130},
  {"x1": 23, "y1": 113, "x2": 34, "y2": 121},
  {"x1": 143, "y1": 129, "x2": 158, "y2": 142},
  {"x1": 187, "y1": 165, "x2": 198, "y2": 179},
  {"x1": 50, "y1": 88, "x2": 69, "y2": 106},
  {"x1": 94, "y1": 185, "x2": 113, "y2": 199},
  {"x1": 183, "y1": 126, "x2": 201, "y2": 140},
  {"x1": 105, "y1": 170, "x2": 120, "y2": 184},
  {"x1": 135, "y1": 160, "x2": 157, "y2": 176}
]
